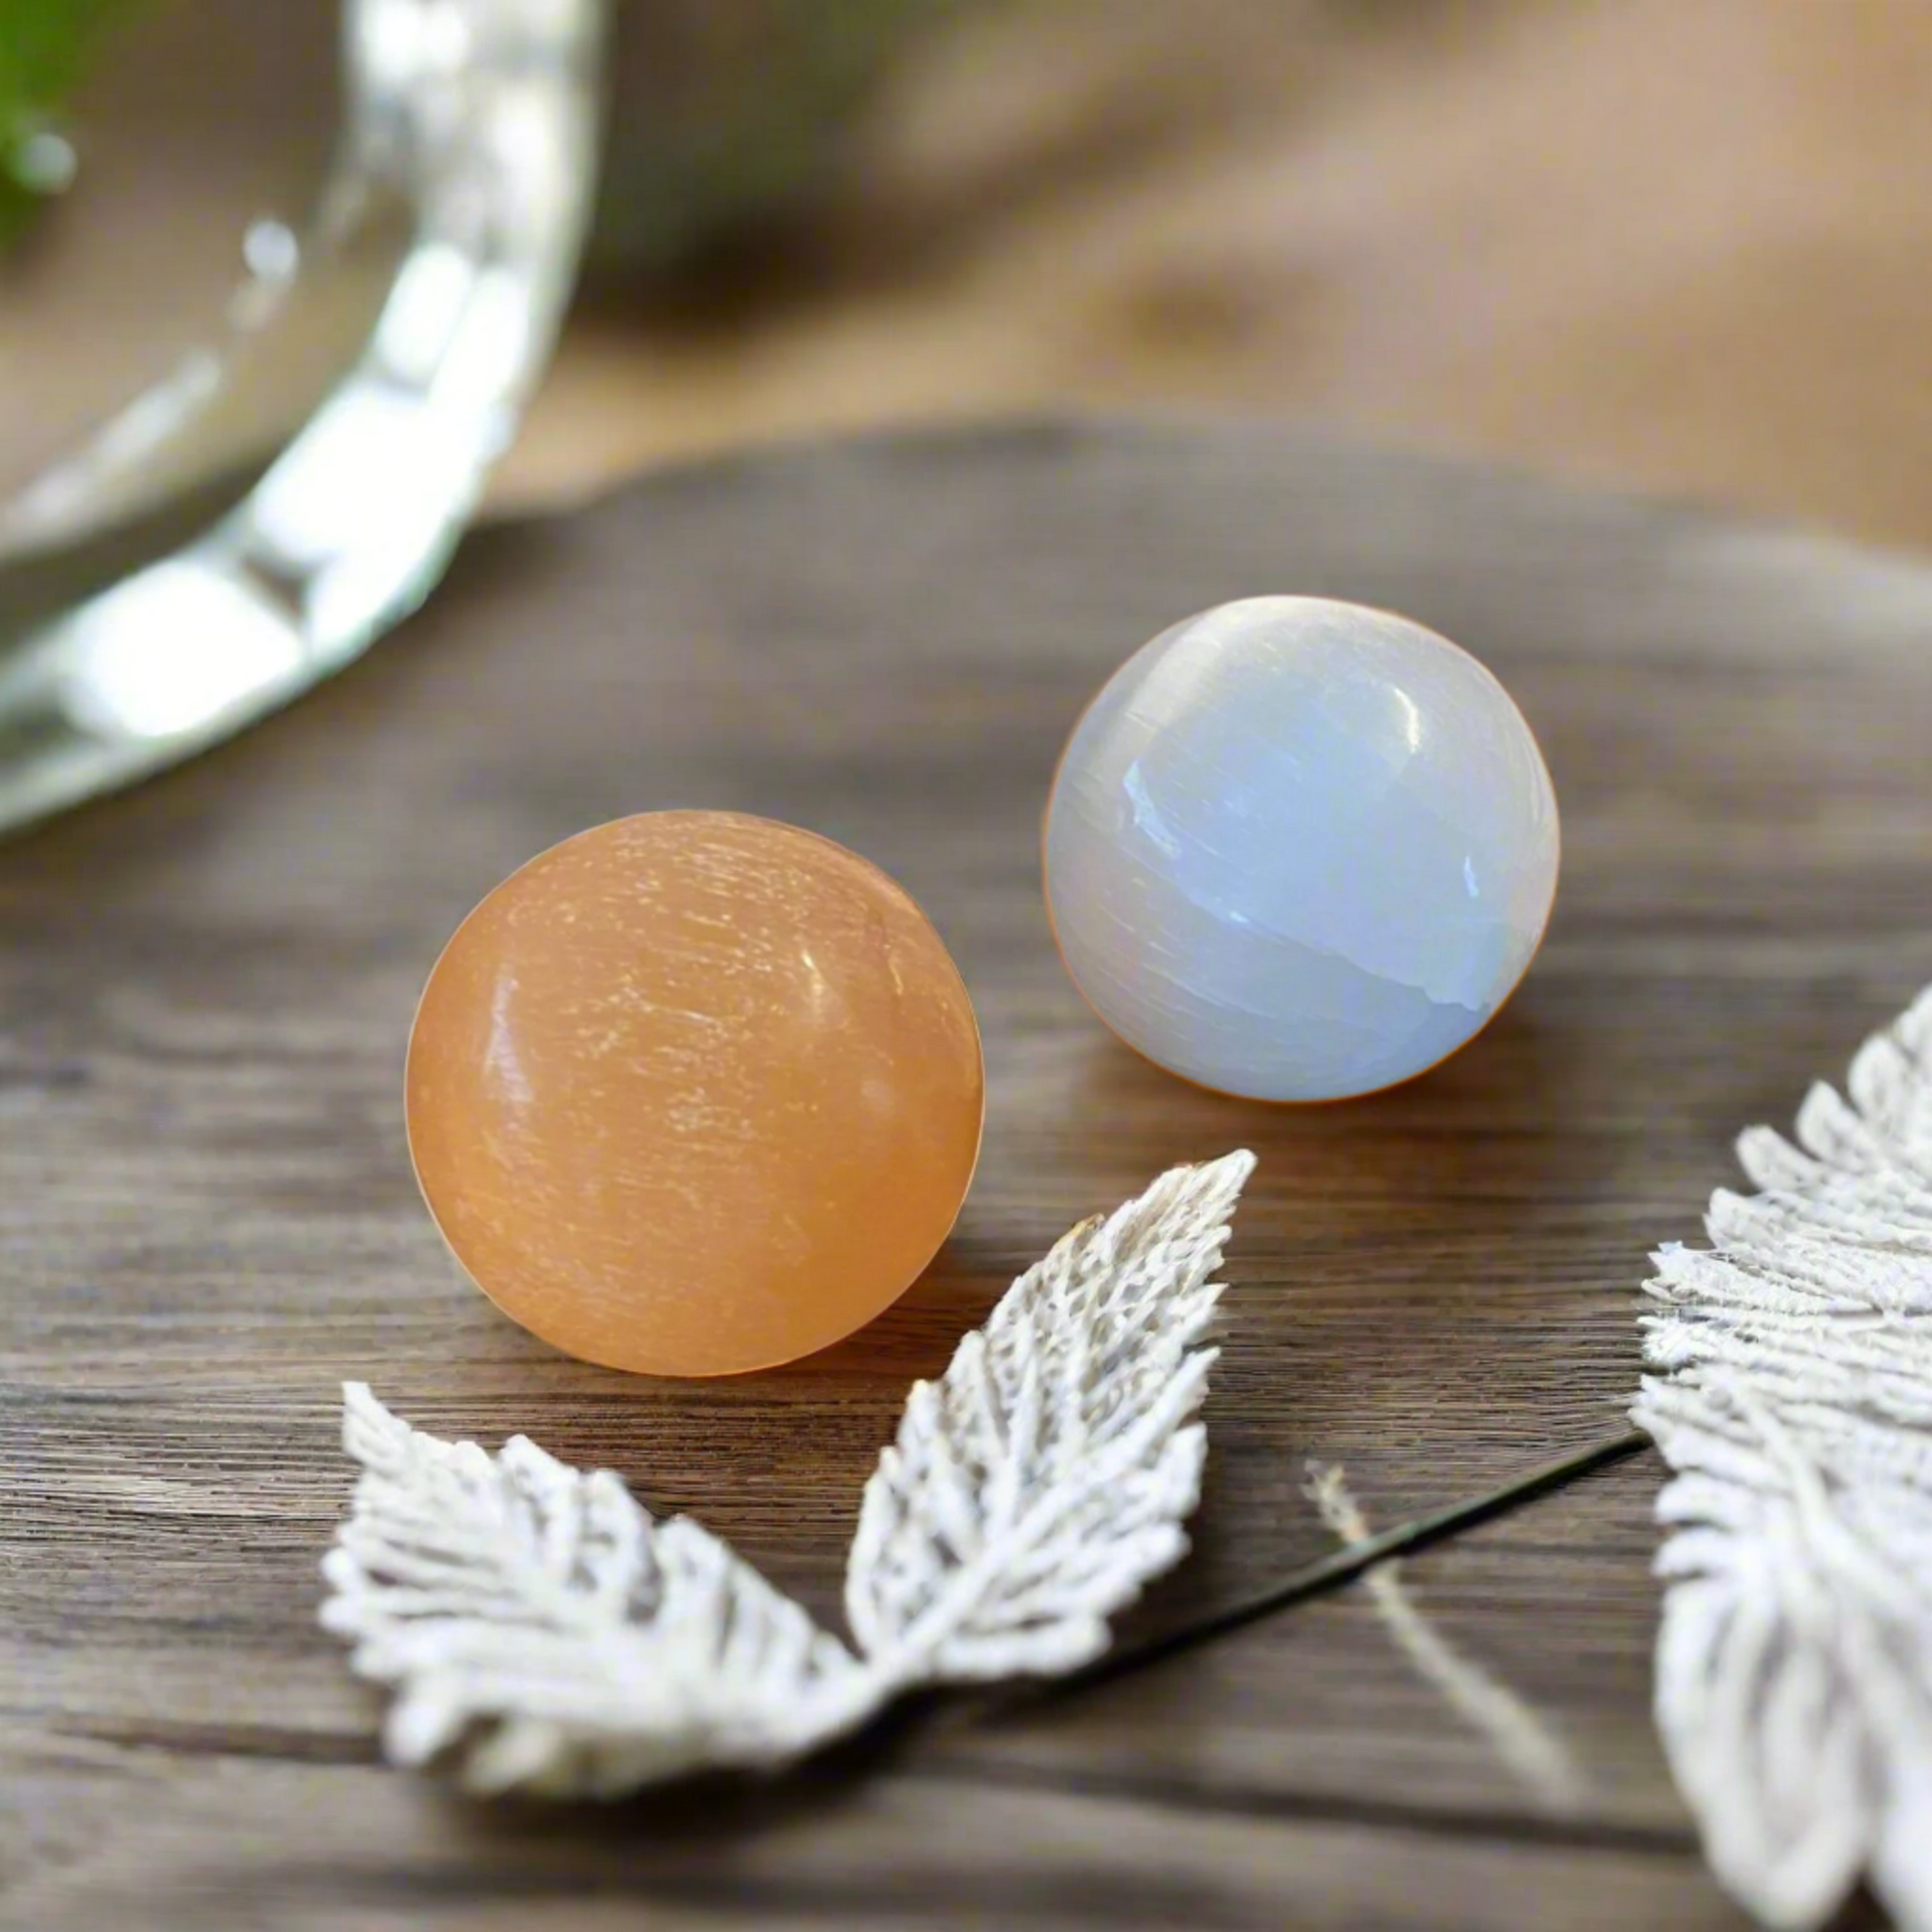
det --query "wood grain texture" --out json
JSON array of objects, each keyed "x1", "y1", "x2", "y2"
[{"x1": 2, "y1": 419, "x2": 1929, "y2": 1930}]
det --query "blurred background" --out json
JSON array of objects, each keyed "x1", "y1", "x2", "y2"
[{"x1": 6, "y1": 0, "x2": 1932, "y2": 548}]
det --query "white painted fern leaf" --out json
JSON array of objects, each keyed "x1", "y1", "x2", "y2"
[
  {"x1": 324, "y1": 1151, "x2": 1255, "y2": 1795},
  {"x1": 322, "y1": 1385, "x2": 870, "y2": 1794},
  {"x1": 846, "y1": 1148, "x2": 1255, "y2": 1683},
  {"x1": 1634, "y1": 986, "x2": 1932, "y2": 1932}
]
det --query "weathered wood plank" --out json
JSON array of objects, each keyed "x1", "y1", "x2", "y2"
[{"x1": 3, "y1": 420, "x2": 1928, "y2": 1928}]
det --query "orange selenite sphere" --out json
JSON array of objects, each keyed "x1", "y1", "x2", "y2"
[{"x1": 405, "y1": 812, "x2": 985, "y2": 1376}]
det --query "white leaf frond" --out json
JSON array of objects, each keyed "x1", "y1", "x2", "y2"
[
  {"x1": 325, "y1": 1153, "x2": 1256, "y2": 1795},
  {"x1": 322, "y1": 1385, "x2": 874, "y2": 1796},
  {"x1": 845, "y1": 1150, "x2": 1256, "y2": 1683},
  {"x1": 1634, "y1": 986, "x2": 1932, "y2": 1932}
]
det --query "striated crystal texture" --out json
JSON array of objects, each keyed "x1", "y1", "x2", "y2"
[
  {"x1": 1044, "y1": 597, "x2": 1560, "y2": 1101},
  {"x1": 406, "y1": 811, "x2": 984, "y2": 1376}
]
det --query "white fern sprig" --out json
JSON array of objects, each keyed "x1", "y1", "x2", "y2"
[
  {"x1": 846, "y1": 1149, "x2": 1250, "y2": 1684},
  {"x1": 1634, "y1": 987, "x2": 1932, "y2": 1932},
  {"x1": 322, "y1": 1386, "x2": 872, "y2": 1793},
  {"x1": 323, "y1": 1150, "x2": 1255, "y2": 1796}
]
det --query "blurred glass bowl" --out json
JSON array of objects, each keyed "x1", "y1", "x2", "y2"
[{"x1": 0, "y1": 0, "x2": 602, "y2": 836}]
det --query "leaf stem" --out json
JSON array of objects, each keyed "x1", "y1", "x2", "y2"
[{"x1": 1002, "y1": 1426, "x2": 1654, "y2": 1707}]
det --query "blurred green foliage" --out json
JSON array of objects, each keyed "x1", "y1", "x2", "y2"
[
  {"x1": 0, "y1": 0, "x2": 138, "y2": 250},
  {"x1": 0, "y1": 0, "x2": 982, "y2": 267},
  {"x1": 596, "y1": 0, "x2": 987, "y2": 274}
]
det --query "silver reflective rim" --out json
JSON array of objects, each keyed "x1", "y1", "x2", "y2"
[{"x1": 0, "y1": 0, "x2": 604, "y2": 835}]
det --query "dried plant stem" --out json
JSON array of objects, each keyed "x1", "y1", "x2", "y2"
[
  {"x1": 1306, "y1": 1460, "x2": 1587, "y2": 1812},
  {"x1": 1019, "y1": 1427, "x2": 1651, "y2": 1706}
]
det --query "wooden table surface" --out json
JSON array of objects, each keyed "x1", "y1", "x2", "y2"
[{"x1": 3, "y1": 420, "x2": 1929, "y2": 1931}]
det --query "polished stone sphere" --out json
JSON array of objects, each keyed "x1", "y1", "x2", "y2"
[
  {"x1": 1044, "y1": 598, "x2": 1559, "y2": 1101},
  {"x1": 406, "y1": 812, "x2": 984, "y2": 1375}
]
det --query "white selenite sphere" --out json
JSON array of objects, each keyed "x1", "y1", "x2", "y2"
[{"x1": 1044, "y1": 598, "x2": 1560, "y2": 1101}]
